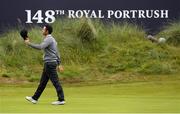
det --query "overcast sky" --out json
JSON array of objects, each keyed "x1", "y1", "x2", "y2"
[{"x1": 0, "y1": 0, "x2": 180, "y2": 33}]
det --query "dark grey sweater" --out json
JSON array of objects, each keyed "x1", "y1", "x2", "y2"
[{"x1": 28, "y1": 34, "x2": 61, "y2": 65}]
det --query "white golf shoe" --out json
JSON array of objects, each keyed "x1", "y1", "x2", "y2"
[
  {"x1": 51, "y1": 101, "x2": 66, "y2": 105},
  {"x1": 25, "y1": 96, "x2": 37, "y2": 104}
]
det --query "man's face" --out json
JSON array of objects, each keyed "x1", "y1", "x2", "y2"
[{"x1": 42, "y1": 26, "x2": 48, "y2": 36}]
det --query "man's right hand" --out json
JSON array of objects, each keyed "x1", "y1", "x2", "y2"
[{"x1": 24, "y1": 38, "x2": 30, "y2": 45}]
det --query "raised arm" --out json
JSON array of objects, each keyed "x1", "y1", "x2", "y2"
[{"x1": 26, "y1": 38, "x2": 52, "y2": 50}]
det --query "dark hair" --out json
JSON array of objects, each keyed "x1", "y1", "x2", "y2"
[{"x1": 44, "y1": 24, "x2": 53, "y2": 34}]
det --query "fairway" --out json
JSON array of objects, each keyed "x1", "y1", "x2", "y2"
[{"x1": 0, "y1": 80, "x2": 180, "y2": 113}]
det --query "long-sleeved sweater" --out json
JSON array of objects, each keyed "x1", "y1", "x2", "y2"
[{"x1": 28, "y1": 34, "x2": 61, "y2": 65}]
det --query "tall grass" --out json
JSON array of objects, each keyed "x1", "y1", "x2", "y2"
[
  {"x1": 0, "y1": 19, "x2": 180, "y2": 81},
  {"x1": 158, "y1": 21, "x2": 180, "y2": 47}
]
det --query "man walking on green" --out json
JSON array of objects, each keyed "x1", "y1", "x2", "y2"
[{"x1": 24, "y1": 24, "x2": 65, "y2": 105}]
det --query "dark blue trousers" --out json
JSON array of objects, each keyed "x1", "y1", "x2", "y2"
[{"x1": 32, "y1": 62, "x2": 65, "y2": 101}]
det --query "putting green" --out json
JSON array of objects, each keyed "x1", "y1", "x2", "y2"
[{"x1": 0, "y1": 81, "x2": 180, "y2": 113}]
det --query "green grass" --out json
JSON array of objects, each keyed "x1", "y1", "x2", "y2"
[
  {"x1": 0, "y1": 18, "x2": 180, "y2": 88},
  {"x1": 0, "y1": 17, "x2": 180, "y2": 113},
  {"x1": 0, "y1": 79, "x2": 180, "y2": 113},
  {"x1": 0, "y1": 19, "x2": 180, "y2": 82},
  {"x1": 158, "y1": 21, "x2": 180, "y2": 47}
]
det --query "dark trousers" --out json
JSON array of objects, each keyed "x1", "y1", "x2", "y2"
[{"x1": 32, "y1": 62, "x2": 65, "y2": 101}]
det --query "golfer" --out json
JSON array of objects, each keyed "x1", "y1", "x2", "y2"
[{"x1": 25, "y1": 24, "x2": 65, "y2": 105}]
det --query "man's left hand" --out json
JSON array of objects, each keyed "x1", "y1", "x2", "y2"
[{"x1": 57, "y1": 65, "x2": 64, "y2": 73}]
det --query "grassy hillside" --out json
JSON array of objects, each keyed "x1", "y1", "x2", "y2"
[{"x1": 0, "y1": 19, "x2": 180, "y2": 82}]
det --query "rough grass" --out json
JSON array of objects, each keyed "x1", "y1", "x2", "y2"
[
  {"x1": 0, "y1": 19, "x2": 180, "y2": 82},
  {"x1": 158, "y1": 21, "x2": 180, "y2": 47}
]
